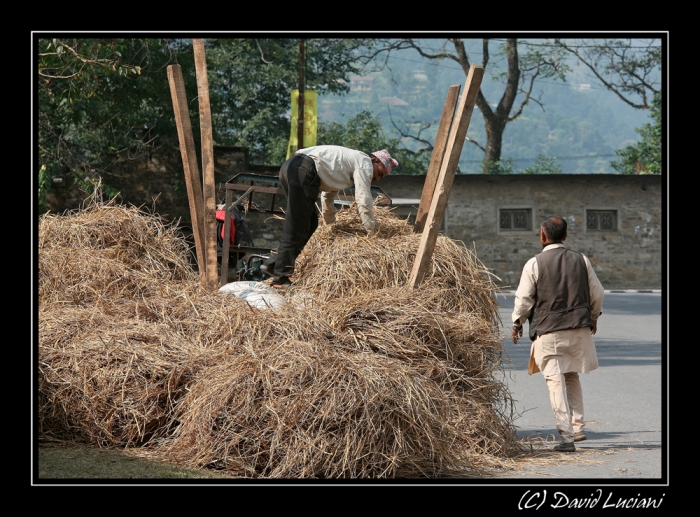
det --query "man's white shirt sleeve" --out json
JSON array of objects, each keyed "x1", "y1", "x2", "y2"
[
  {"x1": 584, "y1": 254, "x2": 604, "y2": 319},
  {"x1": 512, "y1": 257, "x2": 538, "y2": 325}
]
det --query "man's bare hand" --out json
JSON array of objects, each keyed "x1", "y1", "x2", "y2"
[{"x1": 512, "y1": 324, "x2": 523, "y2": 344}]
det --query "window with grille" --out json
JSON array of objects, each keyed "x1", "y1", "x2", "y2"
[
  {"x1": 499, "y1": 209, "x2": 532, "y2": 231},
  {"x1": 586, "y1": 210, "x2": 617, "y2": 231}
]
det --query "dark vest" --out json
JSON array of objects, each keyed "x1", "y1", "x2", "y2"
[{"x1": 528, "y1": 247, "x2": 593, "y2": 341}]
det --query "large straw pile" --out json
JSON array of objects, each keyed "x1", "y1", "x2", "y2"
[
  {"x1": 293, "y1": 205, "x2": 501, "y2": 321},
  {"x1": 38, "y1": 197, "x2": 520, "y2": 478}
]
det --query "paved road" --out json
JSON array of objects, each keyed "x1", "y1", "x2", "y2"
[{"x1": 493, "y1": 291, "x2": 665, "y2": 481}]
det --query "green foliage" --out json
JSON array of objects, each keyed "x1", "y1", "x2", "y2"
[
  {"x1": 321, "y1": 39, "x2": 659, "y2": 174},
  {"x1": 264, "y1": 110, "x2": 430, "y2": 175},
  {"x1": 317, "y1": 110, "x2": 385, "y2": 149},
  {"x1": 36, "y1": 36, "x2": 661, "y2": 221},
  {"x1": 554, "y1": 38, "x2": 661, "y2": 110},
  {"x1": 37, "y1": 38, "x2": 191, "y2": 213},
  {"x1": 519, "y1": 154, "x2": 563, "y2": 174},
  {"x1": 38, "y1": 165, "x2": 51, "y2": 212},
  {"x1": 517, "y1": 43, "x2": 571, "y2": 83},
  {"x1": 482, "y1": 154, "x2": 561, "y2": 175},
  {"x1": 203, "y1": 38, "x2": 370, "y2": 162},
  {"x1": 358, "y1": 39, "x2": 574, "y2": 172},
  {"x1": 318, "y1": 111, "x2": 429, "y2": 175},
  {"x1": 483, "y1": 158, "x2": 516, "y2": 175},
  {"x1": 36, "y1": 38, "x2": 381, "y2": 213},
  {"x1": 387, "y1": 147, "x2": 431, "y2": 176},
  {"x1": 610, "y1": 91, "x2": 662, "y2": 175}
]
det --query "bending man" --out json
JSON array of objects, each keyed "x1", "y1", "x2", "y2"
[{"x1": 262, "y1": 145, "x2": 398, "y2": 288}]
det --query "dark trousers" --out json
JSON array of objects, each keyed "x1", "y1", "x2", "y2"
[{"x1": 272, "y1": 154, "x2": 320, "y2": 281}]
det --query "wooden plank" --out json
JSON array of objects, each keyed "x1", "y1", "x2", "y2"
[
  {"x1": 193, "y1": 39, "x2": 218, "y2": 291},
  {"x1": 408, "y1": 65, "x2": 484, "y2": 289},
  {"x1": 167, "y1": 64, "x2": 206, "y2": 286},
  {"x1": 413, "y1": 84, "x2": 461, "y2": 233},
  {"x1": 225, "y1": 183, "x2": 280, "y2": 196}
]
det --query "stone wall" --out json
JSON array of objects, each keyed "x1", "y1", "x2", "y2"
[
  {"x1": 378, "y1": 174, "x2": 663, "y2": 290},
  {"x1": 44, "y1": 148, "x2": 663, "y2": 290},
  {"x1": 43, "y1": 146, "x2": 282, "y2": 250}
]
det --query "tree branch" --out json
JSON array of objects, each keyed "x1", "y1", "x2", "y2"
[
  {"x1": 465, "y1": 137, "x2": 486, "y2": 153},
  {"x1": 255, "y1": 39, "x2": 273, "y2": 64},
  {"x1": 553, "y1": 38, "x2": 660, "y2": 110}
]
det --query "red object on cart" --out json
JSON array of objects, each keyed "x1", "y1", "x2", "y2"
[{"x1": 215, "y1": 209, "x2": 236, "y2": 244}]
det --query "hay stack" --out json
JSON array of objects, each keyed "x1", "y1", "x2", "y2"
[
  {"x1": 153, "y1": 286, "x2": 517, "y2": 478},
  {"x1": 39, "y1": 312, "x2": 209, "y2": 447},
  {"x1": 292, "y1": 206, "x2": 501, "y2": 324},
  {"x1": 38, "y1": 198, "x2": 519, "y2": 478},
  {"x1": 38, "y1": 197, "x2": 196, "y2": 309},
  {"x1": 38, "y1": 197, "x2": 245, "y2": 446}
]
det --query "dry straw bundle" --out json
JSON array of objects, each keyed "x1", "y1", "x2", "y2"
[
  {"x1": 153, "y1": 285, "x2": 518, "y2": 478},
  {"x1": 39, "y1": 313, "x2": 210, "y2": 447},
  {"x1": 293, "y1": 206, "x2": 501, "y2": 323},
  {"x1": 38, "y1": 196, "x2": 196, "y2": 309},
  {"x1": 38, "y1": 196, "x2": 247, "y2": 447},
  {"x1": 38, "y1": 196, "x2": 520, "y2": 478}
]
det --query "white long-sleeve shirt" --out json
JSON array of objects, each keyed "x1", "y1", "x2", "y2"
[{"x1": 295, "y1": 146, "x2": 376, "y2": 232}]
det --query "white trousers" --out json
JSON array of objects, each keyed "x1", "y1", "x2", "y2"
[{"x1": 545, "y1": 372, "x2": 585, "y2": 442}]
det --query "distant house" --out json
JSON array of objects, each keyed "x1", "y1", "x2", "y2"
[
  {"x1": 379, "y1": 96, "x2": 409, "y2": 106},
  {"x1": 350, "y1": 76, "x2": 375, "y2": 92}
]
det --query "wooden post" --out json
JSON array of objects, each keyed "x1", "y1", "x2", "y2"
[
  {"x1": 413, "y1": 84, "x2": 461, "y2": 233},
  {"x1": 167, "y1": 64, "x2": 207, "y2": 286},
  {"x1": 193, "y1": 39, "x2": 218, "y2": 291},
  {"x1": 297, "y1": 38, "x2": 305, "y2": 152},
  {"x1": 407, "y1": 64, "x2": 484, "y2": 289}
]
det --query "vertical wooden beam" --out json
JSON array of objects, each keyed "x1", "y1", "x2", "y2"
[
  {"x1": 193, "y1": 39, "x2": 218, "y2": 291},
  {"x1": 297, "y1": 38, "x2": 305, "y2": 152},
  {"x1": 413, "y1": 84, "x2": 461, "y2": 233},
  {"x1": 167, "y1": 64, "x2": 206, "y2": 286},
  {"x1": 408, "y1": 64, "x2": 484, "y2": 289}
]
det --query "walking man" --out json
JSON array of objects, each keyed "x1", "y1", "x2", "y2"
[{"x1": 511, "y1": 215, "x2": 604, "y2": 452}]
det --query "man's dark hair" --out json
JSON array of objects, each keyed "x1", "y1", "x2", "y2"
[{"x1": 541, "y1": 216, "x2": 567, "y2": 242}]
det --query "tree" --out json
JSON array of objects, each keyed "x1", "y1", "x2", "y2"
[
  {"x1": 610, "y1": 91, "x2": 662, "y2": 175},
  {"x1": 553, "y1": 38, "x2": 662, "y2": 110},
  {"x1": 483, "y1": 158, "x2": 515, "y2": 175},
  {"x1": 482, "y1": 154, "x2": 562, "y2": 175},
  {"x1": 358, "y1": 38, "x2": 570, "y2": 173},
  {"x1": 265, "y1": 110, "x2": 429, "y2": 175},
  {"x1": 519, "y1": 154, "x2": 562, "y2": 174},
  {"x1": 36, "y1": 37, "x2": 374, "y2": 212},
  {"x1": 202, "y1": 38, "x2": 372, "y2": 162},
  {"x1": 318, "y1": 111, "x2": 429, "y2": 175},
  {"x1": 551, "y1": 38, "x2": 662, "y2": 175},
  {"x1": 37, "y1": 38, "x2": 191, "y2": 211}
]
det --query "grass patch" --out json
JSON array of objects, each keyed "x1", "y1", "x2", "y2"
[{"x1": 36, "y1": 442, "x2": 234, "y2": 480}]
